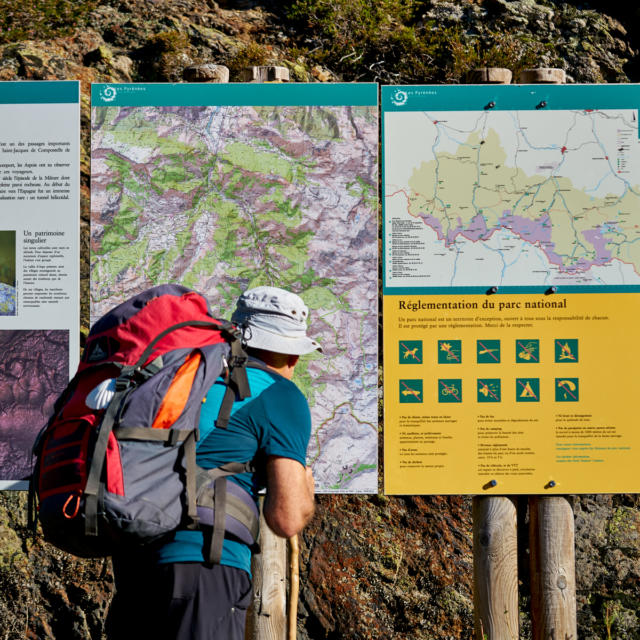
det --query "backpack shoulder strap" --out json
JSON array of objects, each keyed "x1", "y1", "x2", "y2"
[{"x1": 215, "y1": 338, "x2": 251, "y2": 429}]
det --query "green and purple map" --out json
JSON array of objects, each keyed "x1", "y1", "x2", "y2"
[
  {"x1": 385, "y1": 107, "x2": 640, "y2": 288},
  {"x1": 91, "y1": 91, "x2": 378, "y2": 493}
]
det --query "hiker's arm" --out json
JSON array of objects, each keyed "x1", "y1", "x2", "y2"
[{"x1": 263, "y1": 456, "x2": 315, "y2": 538}]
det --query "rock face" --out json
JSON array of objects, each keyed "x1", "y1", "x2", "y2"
[
  {"x1": 1, "y1": 1, "x2": 640, "y2": 638},
  {"x1": 419, "y1": 0, "x2": 635, "y2": 83}
]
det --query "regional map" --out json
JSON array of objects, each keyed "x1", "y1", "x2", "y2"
[
  {"x1": 385, "y1": 108, "x2": 640, "y2": 289},
  {"x1": 91, "y1": 102, "x2": 378, "y2": 493}
]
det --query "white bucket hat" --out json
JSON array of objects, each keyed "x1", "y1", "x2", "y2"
[{"x1": 231, "y1": 286, "x2": 322, "y2": 356}]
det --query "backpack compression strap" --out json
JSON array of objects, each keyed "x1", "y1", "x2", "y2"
[{"x1": 114, "y1": 425, "x2": 201, "y2": 529}]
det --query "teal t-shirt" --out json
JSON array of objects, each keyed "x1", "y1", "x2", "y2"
[{"x1": 156, "y1": 360, "x2": 312, "y2": 575}]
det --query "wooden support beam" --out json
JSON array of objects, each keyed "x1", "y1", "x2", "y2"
[
  {"x1": 519, "y1": 68, "x2": 566, "y2": 84},
  {"x1": 242, "y1": 66, "x2": 290, "y2": 83},
  {"x1": 182, "y1": 64, "x2": 229, "y2": 83},
  {"x1": 246, "y1": 503, "x2": 288, "y2": 640},
  {"x1": 529, "y1": 497, "x2": 577, "y2": 640},
  {"x1": 467, "y1": 68, "x2": 513, "y2": 84},
  {"x1": 470, "y1": 67, "x2": 519, "y2": 640},
  {"x1": 473, "y1": 496, "x2": 519, "y2": 639}
]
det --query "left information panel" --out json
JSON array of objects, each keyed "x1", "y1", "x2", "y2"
[{"x1": 0, "y1": 82, "x2": 80, "y2": 487}]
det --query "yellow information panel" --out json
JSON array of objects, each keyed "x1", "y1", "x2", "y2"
[{"x1": 384, "y1": 293, "x2": 640, "y2": 494}]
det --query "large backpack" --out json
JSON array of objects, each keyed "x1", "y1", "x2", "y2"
[{"x1": 30, "y1": 284, "x2": 260, "y2": 563}]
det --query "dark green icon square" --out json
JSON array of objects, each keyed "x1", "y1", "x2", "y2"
[
  {"x1": 516, "y1": 339, "x2": 540, "y2": 363},
  {"x1": 516, "y1": 378, "x2": 540, "y2": 402},
  {"x1": 399, "y1": 340, "x2": 422, "y2": 364},
  {"x1": 400, "y1": 379, "x2": 423, "y2": 403},
  {"x1": 555, "y1": 339, "x2": 578, "y2": 363},
  {"x1": 477, "y1": 379, "x2": 501, "y2": 403},
  {"x1": 556, "y1": 378, "x2": 579, "y2": 402},
  {"x1": 477, "y1": 339, "x2": 500, "y2": 363},
  {"x1": 438, "y1": 340, "x2": 461, "y2": 364},
  {"x1": 438, "y1": 379, "x2": 462, "y2": 403}
]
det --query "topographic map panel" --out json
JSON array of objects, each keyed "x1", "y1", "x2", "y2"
[
  {"x1": 0, "y1": 330, "x2": 69, "y2": 482},
  {"x1": 385, "y1": 108, "x2": 640, "y2": 289},
  {"x1": 91, "y1": 102, "x2": 378, "y2": 493}
]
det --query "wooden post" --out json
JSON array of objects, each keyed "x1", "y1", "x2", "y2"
[
  {"x1": 246, "y1": 502, "x2": 288, "y2": 640},
  {"x1": 467, "y1": 67, "x2": 513, "y2": 84},
  {"x1": 242, "y1": 66, "x2": 290, "y2": 83},
  {"x1": 182, "y1": 64, "x2": 230, "y2": 83},
  {"x1": 473, "y1": 497, "x2": 519, "y2": 639},
  {"x1": 523, "y1": 67, "x2": 577, "y2": 640},
  {"x1": 529, "y1": 497, "x2": 577, "y2": 639},
  {"x1": 179, "y1": 63, "x2": 292, "y2": 640},
  {"x1": 469, "y1": 67, "x2": 520, "y2": 640},
  {"x1": 519, "y1": 68, "x2": 566, "y2": 84}
]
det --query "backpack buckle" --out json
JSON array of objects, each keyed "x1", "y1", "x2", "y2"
[{"x1": 114, "y1": 376, "x2": 132, "y2": 392}]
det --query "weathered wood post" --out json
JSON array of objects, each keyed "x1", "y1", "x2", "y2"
[
  {"x1": 246, "y1": 501, "x2": 289, "y2": 640},
  {"x1": 182, "y1": 63, "x2": 230, "y2": 83},
  {"x1": 468, "y1": 67, "x2": 520, "y2": 640},
  {"x1": 241, "y1": 67, "x2": 295, "y2": 639},
  {"x1": 519, "y1": 68, "x2": 567, "y2": 85},
  {"x1": 529, "y1": 496, "x2": 577, "y2": 638},
  {"x1": 242, "y1": 66, "x2": 290, "y2": 83},
  {"x1": 466, "y1": 67, "x2": 513, "y2": 85},
  {"x1": 521, "y1": 66, "x2": 577, "y2": 640},
  {"x1": 181, "y1": 65, "x2": 291, "y2": 640},
  {"x1": 473, "y1": 496, "x2": 519, "y2": 639},
  {"x1": 520, "y1": 66, "x2": 576, "y2": 639}
]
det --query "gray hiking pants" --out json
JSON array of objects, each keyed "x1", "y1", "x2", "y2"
[{"x1": 107, "y1": 554, "x2": 252, "y2": 640}]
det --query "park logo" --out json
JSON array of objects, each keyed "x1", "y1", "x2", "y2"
[
  {"x1": 390, "y1": 89, "x2": 408, "y2": 107},
  {"x1": 100, "y1": 86, "x2": 117, "y2": 103}
]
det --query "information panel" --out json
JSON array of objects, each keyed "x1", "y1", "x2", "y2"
[
  {"x1": 91, "y1": 83, "x2": 379, "y2": 493},
  {"x1": 0, "y1": 81, "x2": 80, "y2": 487},
  {"x1": 382, "y1": 84, "x2": 640, "y2": 494}
]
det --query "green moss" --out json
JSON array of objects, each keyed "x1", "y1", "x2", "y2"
[
  {"x1": 0, "y1": 0, "x2": 98, "y2": 44},
  {"x1": 283, "y1": 0, "x2": 459, "y2": 83},
  {"x1": 449, "y1": 32, "x2": 557, "y2": 82},
  {"x1": 225, "y1": 42, "x2": 271, "y2": 80},
  {"x1": 139, "y1": 30, "x2": 197, "y2": 82},
  {"x1": 283, "y1": 0, "x2": 559, "y2": 83}
]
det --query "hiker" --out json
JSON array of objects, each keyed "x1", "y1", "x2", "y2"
[{"x1": 106, "y1": 285, "x2": 321, "y2": 640}]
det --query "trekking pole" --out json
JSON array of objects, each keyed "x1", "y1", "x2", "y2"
[{"x1": 288, "y1": 535, "x2": 300, "y2": 640}]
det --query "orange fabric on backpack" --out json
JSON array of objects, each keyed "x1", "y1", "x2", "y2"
[{"x1": 151, "y1": 352, "x2": 202, "y2": 429}]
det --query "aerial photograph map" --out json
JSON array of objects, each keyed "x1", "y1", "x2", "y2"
[
  {"x1": 91, "y1": 95, "x2": 378, "y2": 493},
  {"x1": 385, "y1": 107, "x2": 640, "y2": 289}
]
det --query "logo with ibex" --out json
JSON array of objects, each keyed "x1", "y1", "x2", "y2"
[
  {"x1": 100, "y1": 86, "x2": 117, "y2": 103},
  {"x1": 390, "y1": 89, "x2": 408, "y2": 107}
]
